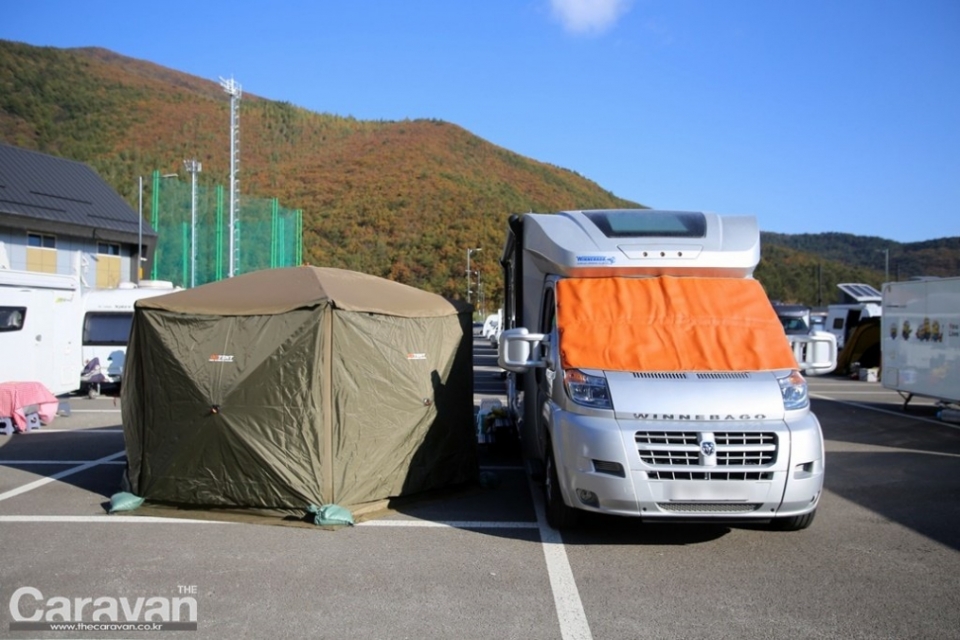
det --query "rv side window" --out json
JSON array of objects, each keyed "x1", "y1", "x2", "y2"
[
  {"x1": 83, "y1": 312, "x2": 134, "y2": 346},
  {"x1": 832, "y1": 318, "x2": 844, "y2": 330},
  {"x1": 0, "y1": 307, "x2": 26, "y2": 332}
]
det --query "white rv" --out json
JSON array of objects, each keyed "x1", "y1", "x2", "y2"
[
  {"x1": 498, "y1": 210, "x2": 824, "y2": 530},
  {"x1": 881, "y1": 277, "x2": 960, "y2": 408},
  {"x1": 773, "y1": 303, "x2": 838, "y2": 376},
  {"x1": 824, "y1": 283, "x2": 883, "y2": 350},
  {"x1": 0, "y1": 269, "x2": 83, "y2": 396},
  {"x1": 79, "y1": 281, "x2": 178, "y2": 395}
]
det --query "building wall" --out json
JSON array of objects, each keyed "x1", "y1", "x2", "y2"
[{"x1": 0, "y1": 229, "x2": 134, "y2": 288}]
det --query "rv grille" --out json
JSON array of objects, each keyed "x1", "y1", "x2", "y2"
[
  {"x1": 656, "y1": 502, "x2": 762, "y2": 514},
  {"x1": 648, "y1": 471, "x2": 774, "y2": 481},
  {"x1": 635, "y1": 431, "x2": 778, "y2": 466}
]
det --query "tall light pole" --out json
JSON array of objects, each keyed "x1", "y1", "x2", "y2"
[
  {"x1": 137, "y1": 172, "x2": 176, "y2": 284},
  {"x1": 184, "y1": 159, "x2": 202, "y2": 287},
  {"x1": 466, "y1": 247, "x2": 481, "y2": 304},
  {"x1": 220, "y1": 76, "x2": 242, "y2": 277}
]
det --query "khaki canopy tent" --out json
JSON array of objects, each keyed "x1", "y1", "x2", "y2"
[{"x1": 120, "y1": 266, "x2": 477, "y2": 514}]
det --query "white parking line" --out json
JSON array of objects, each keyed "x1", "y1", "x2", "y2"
[
  {"x1": 0, "y1": 450, "x2": 126, "y2": 503},
  {"x1": 528, "y1": 475, "x2": 593, "y2": 640},
  {"x1": 811, "y1": 393, "x2": 957, "y2": 430},
  {"x1": 359, "y1": 520, "x2": 536, "y2": 529},
  {"x1": 0, "y1": 515, "x2": 228, "y2": 524},
  {"x1": 0, "y1": 460, "x2": 126, "y2": 465},
  {"x1": 30, "y1": 428, "x2": 123, "y2": 433}
]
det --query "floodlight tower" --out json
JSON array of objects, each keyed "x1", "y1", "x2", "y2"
[{"x1": 220, "y1": 76, "x2": 242, "y2": 277}]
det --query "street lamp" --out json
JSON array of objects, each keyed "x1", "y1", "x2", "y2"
[
  {"x1": 137, "y1": 172, "x2": 177, "y2": 284},
  {"x1": 466, "y1": 247, "x2": 481, "y2": 304},
  {"x1": 184, "y1": 159, "x2": 202, "y2": 287}
]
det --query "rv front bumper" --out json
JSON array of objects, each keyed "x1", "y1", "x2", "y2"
[{"x1": 551, "y1": 411, "x2": 824, "y2": 520}]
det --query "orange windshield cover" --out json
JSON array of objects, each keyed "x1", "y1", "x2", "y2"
[{"x1": 556, "y1": 277, "x2": 798, "y2": 372}]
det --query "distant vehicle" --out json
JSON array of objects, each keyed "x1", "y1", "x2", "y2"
[
  {"x1": 825, "y1": 283, "x2": 883, "y2": 351},
  {"x1": 79, "y1": 281, "x2": 179, "y2": 396},
  {"x1": 0, "y1": 269, "x2": 84, "y2": 396},
  {"x1": 481, "y1": 313, "x2": 499, "y2": 339},
  {"x1": 773, "y1": 303, "x2": 837, "y2": 376},
  {"x1": 881, "y1": 277, "x2": 960, "y2": 410}
]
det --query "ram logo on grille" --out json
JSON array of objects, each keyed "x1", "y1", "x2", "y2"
[{"x1": 701, "y1": 441, "x2": 716, "y2": 456}]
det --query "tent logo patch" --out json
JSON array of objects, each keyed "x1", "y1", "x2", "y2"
[
  {"x1": 406, "y1": 353, "x2": 427, "y2": 360},
  {"x1": 209, "y1": 354, "x2": 235, "y2": 363}
]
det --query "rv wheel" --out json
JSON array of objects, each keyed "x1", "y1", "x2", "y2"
[{"x1": 544, "y1": 445, "x2": 580, "y2": 530}]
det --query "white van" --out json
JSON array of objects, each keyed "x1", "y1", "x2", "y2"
[{"x1": 80, "y1": 281, "x2": 178, "y2": 394}]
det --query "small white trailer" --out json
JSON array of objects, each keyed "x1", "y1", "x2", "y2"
[
  {"x1": 79, "y1": 280, "x2": 178, "y2": 395},
  {"x1": 881, "y1": 277, "x2": 960, "y2": 410},
  {"x1": 0, "y1": 269, "x2": 84, "y2": 396}
]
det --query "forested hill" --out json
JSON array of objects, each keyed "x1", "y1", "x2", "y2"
[{"x1": 1, "y1": 39, "x2": 956, "y2": 307}]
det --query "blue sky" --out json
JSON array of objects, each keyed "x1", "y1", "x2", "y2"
[{"x1": 2, "y1": 0, "x2": 958, "y2": 245}]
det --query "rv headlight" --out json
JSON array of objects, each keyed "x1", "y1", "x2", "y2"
[
  {"x1": 564, "y1": 369, "x2": 612, "y2": 409},
  {"x1": 778, "y1": 370, "x2": 809, "y2": 410}
]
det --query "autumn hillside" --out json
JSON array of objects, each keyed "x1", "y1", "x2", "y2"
[{"x1": 1, "y1": 39, "x2": 956, "y2": 307}]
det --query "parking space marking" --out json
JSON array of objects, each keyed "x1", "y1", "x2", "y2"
[
  {"x1": 28, "y1": 428, "x2": 123, "y2": 433},
  {"x1": 811, "y1": 394, "x2": 956, "y2": 430},
  {"x1": 0, "y1": 450, "x2": 126, "y2": 502},
  {"x1": 0, "y1": 460, "x2": 126, "y2": 465},
  {"x1": 0, "y1": 515, "x2": 228, "y2": 524},
  {"x1": 528, "y1": 475, "x2": 593, "y2": 640},
  {"x1": 359, "y1": 520, "x2": 537, "y2": 528}
]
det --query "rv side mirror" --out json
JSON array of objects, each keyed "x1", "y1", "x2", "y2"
[{"x1": 498, "y1": 328, "x2": 548, "y2": 373}]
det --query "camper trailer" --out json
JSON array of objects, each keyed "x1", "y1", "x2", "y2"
[
  {"x1": 881, "y1": 277, "x2": 960, "y2": 409},
  {"x1": 498, "y1": 209, "x2": 824, "y2": 530},
  {"x1": 0, "y1": 269, "x2": 83, "y2": 396},
  {"x1": 79, "y1": 281, "x2": 178, "y2": 395}
]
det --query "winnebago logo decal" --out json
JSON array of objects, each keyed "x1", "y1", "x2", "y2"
[
  {"x1": 576, "y1": 255, "x2": 616, "y2": 265},
  {"x1": 208, "y1": 354, "x2": 235, "y2": 363},
  {"x1": 406, "y1": 353, "x2": 427, "y2": 360}
]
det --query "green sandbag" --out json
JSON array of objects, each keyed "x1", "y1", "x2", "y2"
[
  {"x1": 109, "y1": 491, "x2": 145, "y2": 513},
  {"x1": 306, "y1": 504, "x2": 354, "y2": 527}
]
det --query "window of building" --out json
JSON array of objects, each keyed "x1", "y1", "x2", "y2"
[
  {"x1": 28, "y1": 233, "x2": 56, "y2": 248},
  {"x1": 97, "y1": 242, "x2": 121, "y2": 256},
  {"x1": 26, "y1": 232, "x2": 57, "y2": 273}
]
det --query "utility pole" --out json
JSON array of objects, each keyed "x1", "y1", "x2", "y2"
[
  {"x1": 184, "y1": 159, "x2": 202, "y2": 287},
  {"x1": 466, "y1": 247, "x2": 481, "y2": 304}
]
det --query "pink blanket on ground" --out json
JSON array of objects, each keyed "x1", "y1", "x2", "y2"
[{"x1": 0, "y1": 382, "x2": 59, "y2": 432}]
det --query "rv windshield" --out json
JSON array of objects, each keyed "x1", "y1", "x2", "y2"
[
  {"x1": 583, "y1": 210, "x2": 707, "y2": 238},
  {"x1": 83, "y1": 312, "x2": 133, "y2": 346}
]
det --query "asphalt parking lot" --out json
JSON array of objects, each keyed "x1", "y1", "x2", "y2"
[{"x1": 1, "y1": 337, "x2": 959, "y2": 639}]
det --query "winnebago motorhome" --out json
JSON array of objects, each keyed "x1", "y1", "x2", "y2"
[
  {"x1": 881, "y1": 277, "x2": 960, "y2": 408},
  {"x1": 79, "y1": 281, "x2": 178, "y2": 395},
  {"x1": 498, "y1": 210, "x2": 824, "y2": 530},
  {"x1": 0, "y1": 269, "x2": 83, "y2": 396}
]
